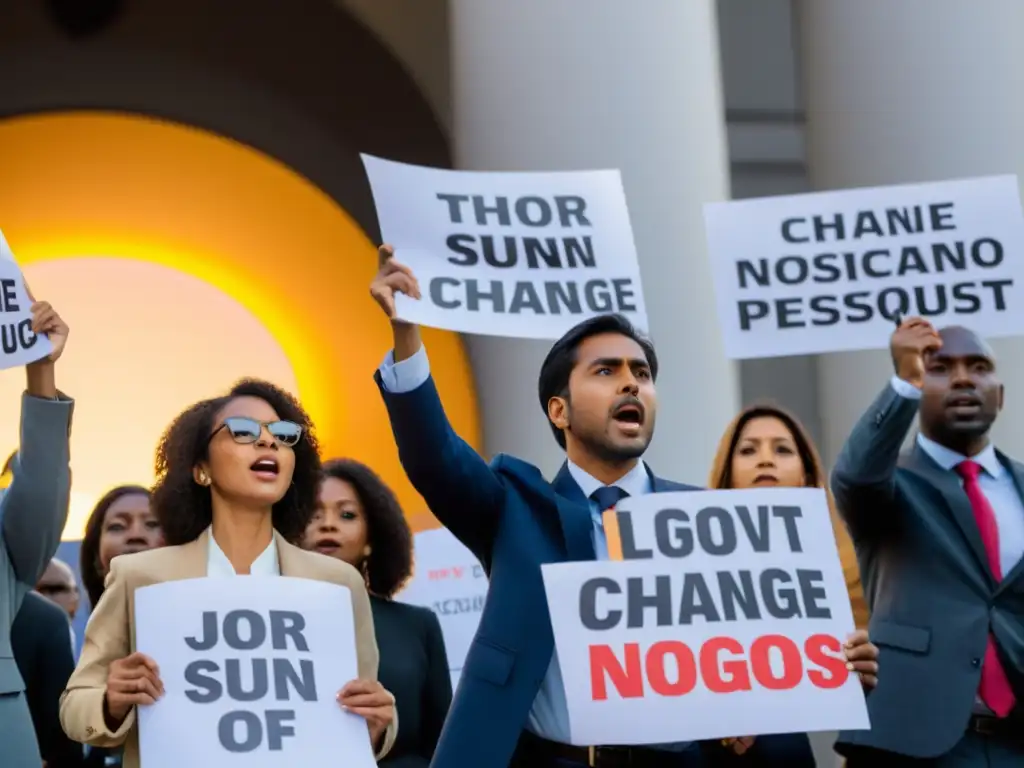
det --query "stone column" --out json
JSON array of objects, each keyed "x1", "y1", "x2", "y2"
[
  {"x1": 450, "y1": 0, "x2": 739, "y2": 479},
  {"x1": 801, "y1": 0, "x2": 1024, "y2": 463}
]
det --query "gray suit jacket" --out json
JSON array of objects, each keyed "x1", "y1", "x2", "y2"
[
  {"x1": 831, "y1": 384, "x2": 1024, "y2": 759},
  {"x1": 0, "y1": 392, "x2": 74, "y2": 765}
]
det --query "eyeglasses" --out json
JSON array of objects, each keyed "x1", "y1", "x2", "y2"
[{"x1": 209, "y1": 417, "x2": 303, "y2": 447}]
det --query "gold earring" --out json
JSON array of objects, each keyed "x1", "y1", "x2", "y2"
[{"x1": 198, "y1": 471, "x2": 210, "y2": 486}]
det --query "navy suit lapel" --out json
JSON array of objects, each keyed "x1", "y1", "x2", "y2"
[
  {"x1": 996, "y1": 454, "x2": 1024, "y2": 595},
  {"x1": 551, "y1": 463, "x2": 597, "y2": 562},
  {"x1": 904, "y1": 446, "x2": 993, "y2": 586}
]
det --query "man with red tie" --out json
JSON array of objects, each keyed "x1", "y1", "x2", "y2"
[{"x1": 832, "y1": 319, "x2": 1024, "y2": 765}]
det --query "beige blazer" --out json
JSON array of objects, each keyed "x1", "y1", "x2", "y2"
[{"x1": 59, "y1": 528, "x2": 396, "y2": 767}]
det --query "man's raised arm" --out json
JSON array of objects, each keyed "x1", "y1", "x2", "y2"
[
  {"x1": 2, "y1": 300, "x2": 73, "y2": 586},
  {"x1": 831, "y1": 318, "x2": 938, "y2": 541},
  {"x1": 371, "y1": 246, "x2": 503, "y2": 558}
]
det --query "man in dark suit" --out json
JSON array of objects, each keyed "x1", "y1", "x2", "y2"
[
  {"x1": 370, "y1": 246, "x2": 704, "y2": 768},
  {"x1": 831, "y1": 318, "x2": 1024, "y2": 766},
  {"x1": 13, "y1": 590, "x2": 84, "y2": 767}
]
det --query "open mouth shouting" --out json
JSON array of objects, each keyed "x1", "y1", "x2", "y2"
[
  {"x1": 611, "y1": 398, "x2": 646, "y2": 437},
  {"x1": 250, "y1": 456, "x2": 280, "y2": 481}
]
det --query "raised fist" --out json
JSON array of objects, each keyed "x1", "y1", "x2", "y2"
[{"x1": 890, "y1": 317, "x2": 941, "y2": 388}]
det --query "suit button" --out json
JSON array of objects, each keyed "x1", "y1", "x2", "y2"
[
  {"x1": 874, "y1": 412, "x2": 883, "y2": 425},
  {"x1": 971, "y1": 658, "x2": 981, "y2": 667}
]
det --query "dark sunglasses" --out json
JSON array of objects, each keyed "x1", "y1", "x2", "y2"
[{"x1": 209, "y1": 416, "x2": 303, "y2": 447}]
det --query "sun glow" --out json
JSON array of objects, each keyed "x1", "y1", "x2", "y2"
[{"x1": 0, "y1": 111, "x2": 480, "y2": 538}]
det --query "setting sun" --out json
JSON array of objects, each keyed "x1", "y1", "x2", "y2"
[{"x1": 0, "y1": 111, "x2": 481, "y2": 539}]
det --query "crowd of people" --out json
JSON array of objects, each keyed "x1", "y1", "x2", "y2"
[{"x1": 0, "y1": 244, "x2": 1020, "y2": 768}]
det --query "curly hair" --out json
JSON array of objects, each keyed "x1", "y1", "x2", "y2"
[
  {"x1": 322, "y1": 458, "x2": 413, "y2": 599},
  {"x1": 151, "y1": 379, "x2": 322, "y2": 546},
  {"x1": 80, "y1": 485, "x2": 151, "y2": 608}
]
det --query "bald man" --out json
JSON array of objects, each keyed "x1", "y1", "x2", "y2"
[
  {"x1": 831, "y1": 321, "x2": 1024, "y2": 766},
  {"x1": 37, "y1": 558, "x2": 79, "y2": 621}
]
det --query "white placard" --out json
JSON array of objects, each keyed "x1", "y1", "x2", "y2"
[
  {"x1": 0, "y1": 228, "x2": 53, "y2": 368},
  {"x1": 542, "y1": 488, "x2": 869, "y2": 745},
  {"x1": 135, "y1": 577, "x2": 376, "y2": 768},
  {"x1": 397, "y1": 527, "x2": 487, "y2": 689},
  {"x1": 703, "y1": 175, "x2": 1024, "y2": 358},
  {"x1": 362, "y1": 154, "x2": 648, "y2": 339}
]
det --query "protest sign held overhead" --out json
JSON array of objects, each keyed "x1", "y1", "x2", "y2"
[
  {"x1": 0, "y1": 228, "x2": 53, "y2": 369},
  {"x1": 135, "y1": 577, "x2": 376, "y2": 768},
  {"x1": 361, "y1": 154, "x2": 648, "y2": 339},
  {"x1": 542, "y1": 488, "x2": 869, "y2": 746},
  {"x1": 703, "y1": 175, "x2": 1024, "y2": 358},
  {"x1": 398, "y1": 527, "x2": 488, "y2": 689}
]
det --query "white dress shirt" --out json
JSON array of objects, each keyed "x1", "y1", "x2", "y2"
[
  {"x1": 379, "y1": 345, "x2": 690, "y2": 750},
  {"x1": 206, "y1": 528, "x2": 280, "y2": 576}
]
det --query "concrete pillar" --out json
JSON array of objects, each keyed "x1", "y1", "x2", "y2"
[
  {"x1": 450, "y1": 0, "x2": 739, "y2": 481},
  {"x1": 801, "y1": 0, "x2": 1024, "y2": 465}
]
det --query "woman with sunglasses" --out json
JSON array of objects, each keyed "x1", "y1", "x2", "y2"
[{"x1": 60, "y1": 379, "x2": 397, "y2": 768}]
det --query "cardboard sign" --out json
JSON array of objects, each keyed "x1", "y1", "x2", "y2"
[
  {"x1": 703, "y1": 176, "x2": 1024, "y2": 358},
  {"x1": 135, "y1": 577, "x2": 376, "y2": 768},
  {"x1": 542, "y1": 488, "x2": 869, "y2": 745},
  {"x1": 362, "y1": 154, "x2": 648, "y2": 339}
]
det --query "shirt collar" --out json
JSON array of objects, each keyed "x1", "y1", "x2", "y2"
[
  {"x1": 567, "y1": 459, "x2": 652, "y2": 501},
  {"x1": 206, "y1": 527, "x2": 280, "y2": 576},
  {"x1": 916, "y1": 433, "x2": 1003, "y2": 479}
]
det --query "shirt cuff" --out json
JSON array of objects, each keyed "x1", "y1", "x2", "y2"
[
  {"x1": 378, "y1": 345, "x2": 430, "y2": 393},
  {"x1": 890, "y1": 375, "x2": 922, "y2": 400}
]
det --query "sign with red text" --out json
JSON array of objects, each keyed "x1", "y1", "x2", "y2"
[
  {"x1": 540, "y1": 488, "x2": 869, "y2": 745},
  {"x1": 362, "y1": 154, "x2": 648, "y2": 339},
  {"x1": 397, "y1": 528, "x2": 487, "y2": 689},
  {"x1": 703, "y1": 175, "x2": 1024, "y2": 358}
]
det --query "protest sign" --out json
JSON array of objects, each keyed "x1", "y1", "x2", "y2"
[
  {"x1": 361, "y1": 154, "x2": 647, "y2": 339},
  {"x1": 398, "y1": 527, "x2": 487, "y2": 688},
  {"x1": 0, "y1": 229, "x2": 53, "y2": 368},
  {"x1": 541, "y1": 488, "x2": 869, "y2": 745},
  {"x1": 703, "y1": 175, "x2": 1024, "y2": 358},
  {"x1": 135, "y1": 577, "x2": 376, "y2": 768}
]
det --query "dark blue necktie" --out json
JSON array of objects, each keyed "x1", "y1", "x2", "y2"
[{"x1": 591, "y1": 485, "x2": 629, "y2": 512}]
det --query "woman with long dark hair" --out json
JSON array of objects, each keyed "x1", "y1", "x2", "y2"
[
  {"x1": 77, "y1": 485, "x2": 160, "y2": 768},
  {"x1": 701, "y1": 403, "x2": 876, "y2": 767},
  {"x1": 78, "y1": 485, "x2": 159, "y2": 610},
  {"x1": 61, "y1": 379, "x2": 397, "y2": 768},
  {"x1": 302, "y1": 458, "x2": 452, "y2": 768}
]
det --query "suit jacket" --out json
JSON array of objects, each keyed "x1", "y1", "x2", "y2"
[
  {"x1": 13, "y1": 591, "x2": 84, "y2": 767},
  {"x1": 831, "y1": 384, "x2": 1024, "y2": 758},
  {"x1": 0, "y1": 392, "x2": 74, "y2": 767},
  {"x1": 59, "y1": 529, "x2": 396, "y2": 768},
  {"x1": 372, "y1": 595, "x2": 452, "y2": 768},
  {"x1": 376, "y1": 372, "x2": 699, "y2": 768}
]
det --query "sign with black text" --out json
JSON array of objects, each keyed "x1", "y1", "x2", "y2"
[
  {"x1": 703, "y1": 176, "x2": 1024, "y2": 358},
  {"x1": 362, "y1": 154, "x2": 648, "y2": 338},
  {"x1": 541, "y1": 488, "x2": 869, "y2": 745},
  {"x1": 135, "y1": 577, "x2": 376, "y2": 768},
  {"x1": 0, "y1": 229, "x2": 54, "y2": 368}
]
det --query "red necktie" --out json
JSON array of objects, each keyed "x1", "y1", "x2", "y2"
[{"x1": 955, "y1": 460, "x2": 1016, "y2": 717}]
